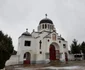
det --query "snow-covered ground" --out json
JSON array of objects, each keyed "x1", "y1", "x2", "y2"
[
  {"x1": 6, "y1": 61, "x2": 85, "y2": 70},
  {"x1": 41, "y1": 66, "x2": 84, "y2": 70},
  {"x1": 14, "y1": 66, "x2": 84, "y2": 70}
]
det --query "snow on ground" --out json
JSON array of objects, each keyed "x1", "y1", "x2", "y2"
[
  {"x1": 14, "y1": 66, "x2": 84, "y2": 70},
  {"x1": 41, "y1": 66, "x2": 83, "y2": 70}
]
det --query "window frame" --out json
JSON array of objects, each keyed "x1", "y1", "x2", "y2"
[{"x1": 24, "y1": 40, "x2": 31, "y2": 46}]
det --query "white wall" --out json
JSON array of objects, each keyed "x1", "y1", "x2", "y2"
[
  {"x1": 68, "y1": 54, "x2": 74, "y2": 60},
  {"x1": 5, "y1": 55, "x2": 19, "y2": 66},
  {"x1": 35, "y1": 31, "x2": 69, "y2": 62},
  {"x1": 18, "y1": 35, "x2": 38, "y2": 63}
]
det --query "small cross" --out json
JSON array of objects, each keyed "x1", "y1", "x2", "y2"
[
  {"x1": 26, "y1": 28, "x2": 28, "y2": 32},
  {"x1": 45, "y1": 14, "x2": 47, "y2": 18}
]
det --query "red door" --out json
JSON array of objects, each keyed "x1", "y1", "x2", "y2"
[
  {"x1": 24, "y1": 52, "x2": 30, "y2": 64},
  {"x1": 24, "y1": 60, "x2": 30, "y2": 64},
  {"x1": 65, "y1": 52, "x2": 68, "y2": 62},
  {"x1": 49, "y1": 45, "x2": 56, "y2": 60}
]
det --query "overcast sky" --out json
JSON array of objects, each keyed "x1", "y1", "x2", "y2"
[{"x1": 0, "y1": 0, "x2": 85, "y2": 50}]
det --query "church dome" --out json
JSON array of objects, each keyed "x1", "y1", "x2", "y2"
[
  {"x1": 39, "y1": 18, "x2": 53, "y2": 24},
  {"x1": 22, "y1": 29, "x2": 31, "y2": 36}
]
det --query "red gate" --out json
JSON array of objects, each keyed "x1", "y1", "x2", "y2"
[{"x1": 24, "y1": 52, "x2": 30, "y2": 64}]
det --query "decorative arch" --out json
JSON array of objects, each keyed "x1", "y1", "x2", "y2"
[
  {"x1": 23, "y1": 52, "x2": 31, "y2": 64},
  {"x1": 52, "y1": 42, "x2": 59, "y2": 50},
  {"x1": 49, "y1": 42, "x2": 60, "y2": 61}
]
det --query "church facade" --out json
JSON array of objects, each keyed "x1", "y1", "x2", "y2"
[{"x1": 18, "y1": 15, "x2": 68, "y2": 64}]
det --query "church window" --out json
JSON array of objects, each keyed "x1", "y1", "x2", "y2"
[
  {"x1": 48, "y1": 39, "x2": 49, "y2": 42},
  {"x1": 40, "y1": 51, "x2": 42, "y2": 54},
  {"x1": 39, "y1": 40, "x2": 42, "y2": 49},
  {"x1": 24, "y1": 40, "x2": 31, "y2": 46},
  {"x1": 42, "y1": 24, "x2": 44, "y2": 29},
  {"x1": 45, "y1": 24, "x2": 47, "y2": 29},
  {"x1": 52, "y1": 34, "x2": 56, "y2": 40},
  {"x1": 59, "y1": 41, "x2": 61, "y2": 43},
  {"x1": 63, "y1": 44, "x2": 66, "y2": 48}
]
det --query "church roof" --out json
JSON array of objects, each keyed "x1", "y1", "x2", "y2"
[
  {"x1": 39, "y1": 18, "x2": 53, "y2": 25},
  {"x1": 58, "y1": 36, "x2": 65, "y2": 41},
  {"x1": 22, "y1": 32, "x2": 31, "y2": 36},
  {"x1": 22, "y1": 29, "x2": 31, "y2": 36},
  {"x1": 39, "y1": 14, "x2": 53, "y2": 25}
]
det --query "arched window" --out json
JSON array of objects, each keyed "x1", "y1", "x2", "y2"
[
  {"x1": 42, "y1": 24, "x2": 44, "y2": 29},
  {"x1": 52, "y1": 34, "x2": 56, "y2": 40},
  {"x1": 45, "y1": 24, "x2": 47, "y2": 29}
]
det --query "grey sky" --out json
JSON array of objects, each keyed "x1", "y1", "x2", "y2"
[{"x1": 0, "y1": 0, "x2": 85, "y2": 50}]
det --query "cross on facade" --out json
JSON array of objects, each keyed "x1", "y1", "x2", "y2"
[{"x1": 39, "y1": 40, "x2": 42, "y2": 49}]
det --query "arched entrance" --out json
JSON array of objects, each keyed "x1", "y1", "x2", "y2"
[
  {"x1": 49, "y1": 45, "x2": 56, "y2": 60},
  {"x1": 65, "y1": 52, "x2": 68, "y2": 62},
  {"x1": 49, "y1": 43, "x2": 60, "y2": 61},
  {"x1": 23, "y1": 52, "x2": 31, "y2": 64}
]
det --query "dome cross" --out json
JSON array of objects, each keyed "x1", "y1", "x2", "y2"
[
  {"x1": 45, "y1": 14, "x2": 47, "y2": 18},
  {"x1": 26, "y1": 28, "x2": 28, "y2": 32}
]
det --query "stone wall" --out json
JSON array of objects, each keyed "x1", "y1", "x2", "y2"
[{"x1": 5, "y1": 55, "x2": 19, "y2": 66}]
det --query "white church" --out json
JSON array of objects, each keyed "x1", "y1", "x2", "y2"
[
  {"x1": 17, "y1": 14, "x2": 68, "y2": 64},
  {"x1": 6, "y1": 14, "x2": 69, "y2": 66}
]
